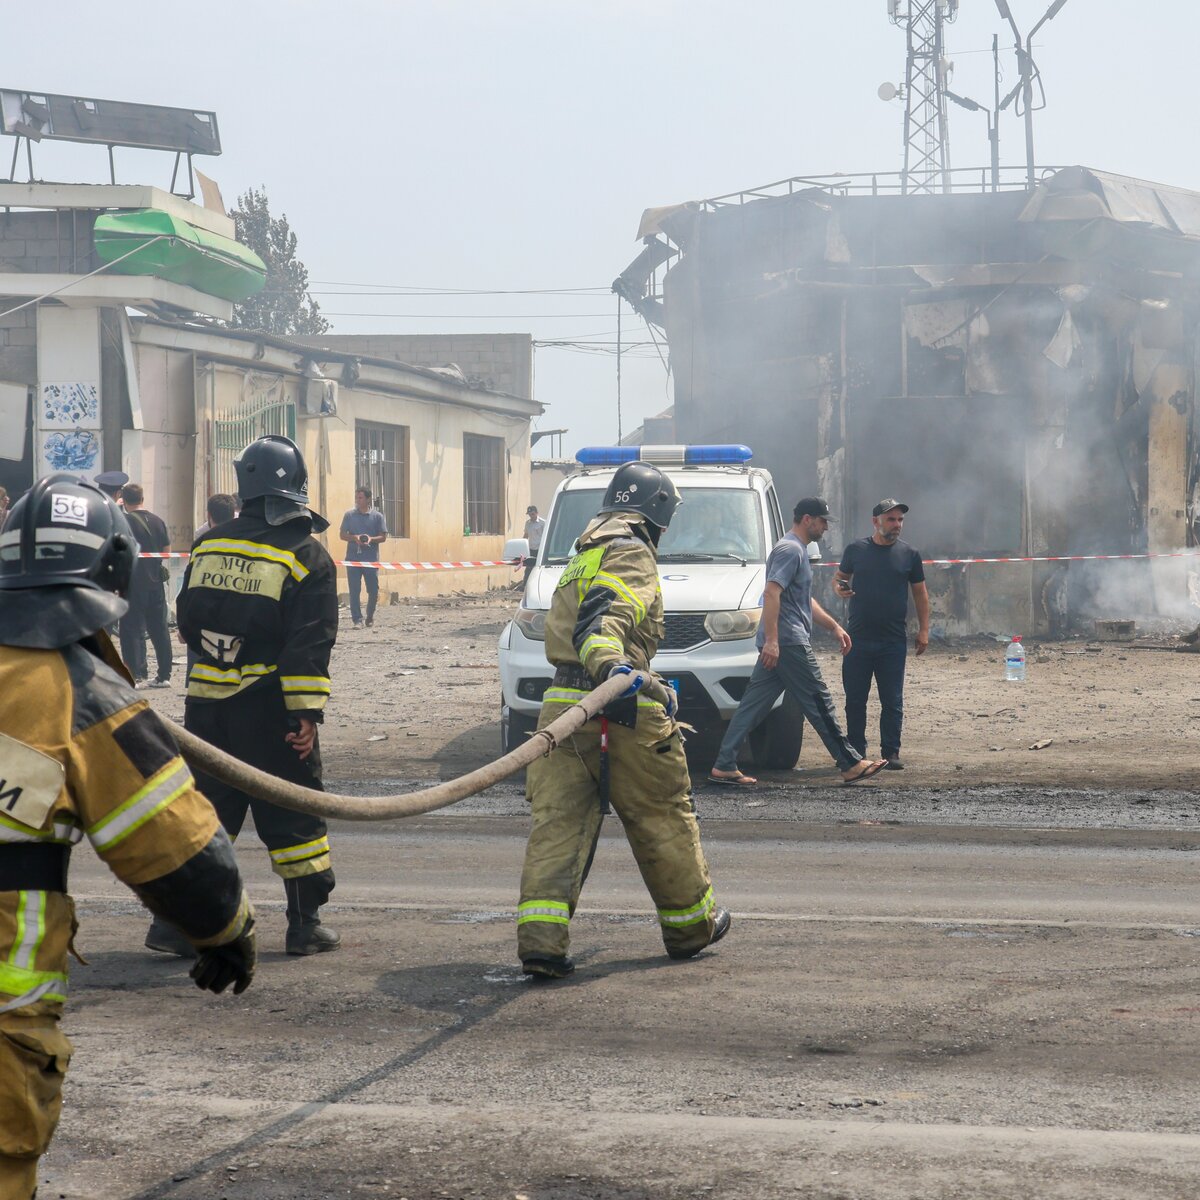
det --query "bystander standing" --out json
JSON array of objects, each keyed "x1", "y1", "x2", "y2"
[
  {"x1": 521, "y1": 504, "x2": 545, "y2": 589},
  {"x1": 195, "y1": 492, "x2": 237, "y2": 538},
  {"x1": 833, "y1": 498, "x2": 929, "y2": 770},
  {"x1": 339, "y1": 486, "x2": 387, "y2": 629},
  {"x1": 119, "y1": 483, "x2": 173, "y2": 687}
]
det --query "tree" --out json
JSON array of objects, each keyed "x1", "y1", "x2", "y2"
[{"x1": 229, "y1": 188, "x2": 329, "y2": 337}]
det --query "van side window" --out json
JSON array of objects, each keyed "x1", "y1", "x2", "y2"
[{"x1": 767, "y1": 489, "x2": 785, "y2": 542}]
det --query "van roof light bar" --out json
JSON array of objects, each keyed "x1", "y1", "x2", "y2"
[{"x1": 575, "y1": 444, "x2": 753, "y2": 467}]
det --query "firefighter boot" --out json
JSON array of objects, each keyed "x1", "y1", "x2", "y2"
[
  {"x1": 145, "y1": 916, "x2": 197, "y2": 958},
  {"x1": 522, "y1": 955, "x2": 576, "y2": 980},
  {"x1": 667, "y1": 906, "x2": 732, "y2": 960},
  {"x1": 284, "y1": 875, "x2": 340, "y2": 955}
]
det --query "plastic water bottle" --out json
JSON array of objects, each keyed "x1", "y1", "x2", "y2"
[{"x1": 1005, "y1": 635, "x2": 1026, "y2": 682}]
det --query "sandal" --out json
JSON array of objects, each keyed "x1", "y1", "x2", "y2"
[
  {"x1": 708, "y1": 769, "x2": 758, "y2": 787},
  {"x1": 841, "y1": 759, "x2": 887, "y2": 785}
]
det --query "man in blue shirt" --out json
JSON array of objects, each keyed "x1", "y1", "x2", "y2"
[
  {"x1": 338, "y1": 487, "x2": 388, "y2": 629},
  {"x1": 709, "y1": 498, "x2": 887, "y2": 786},
  {"x1": 834, "y1": 498, "x2": 929, "y2": 770}
]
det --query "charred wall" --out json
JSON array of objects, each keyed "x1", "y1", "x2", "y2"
[{"x1": 652, "y1": 176, "x2": 1200, "y2": 633}]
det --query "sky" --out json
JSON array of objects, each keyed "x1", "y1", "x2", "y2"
[{"x1": 7, "y1": 1, "x2": 1200, "y2": 450}]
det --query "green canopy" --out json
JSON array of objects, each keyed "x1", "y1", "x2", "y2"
[{"x1": 94, "y1": 208, "x2": 267, "y2": 302}]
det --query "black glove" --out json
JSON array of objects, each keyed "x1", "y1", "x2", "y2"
[{"x1": 190, "y1": 920, "x2": 256, "y2": 995}]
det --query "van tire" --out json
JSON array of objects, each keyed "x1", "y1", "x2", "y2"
[
  {"x1": 749, "y1": 694, "x2": 804, "y2": 770},
  {"x1": 502, "y1": 705, "x2": 538, "y2": 756}
]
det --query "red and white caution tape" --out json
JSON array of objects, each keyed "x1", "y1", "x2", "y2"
[
  {"x1": 330, "y1": 559, "x2": 518, "y2": 571},
  {"x1": 139, "y1": 550, "x2": 1200, "y2": 569},
  {"x1": 814, "y1": 550, "x2": 1200, "y2": 568},
  {"x1": 137, "y1": 551, "x2": 518, "y2": 572}
]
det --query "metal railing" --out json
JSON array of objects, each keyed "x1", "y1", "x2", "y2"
[{"x1": 700, "y1": 164, "x2": 1064, "y2": 209}]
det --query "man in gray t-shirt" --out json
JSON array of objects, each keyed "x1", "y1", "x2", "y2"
[
  {"x1": 339, "y1": 487, "x2": 388, "y2": 628},
  {"x1": 710, "y1": 498, "x2": 886, "y2": 785},
  {"x1": 756, "y1": 531, "x2": 813, "y2": 649}
]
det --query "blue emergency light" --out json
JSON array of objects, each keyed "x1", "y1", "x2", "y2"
[{"x1": 575, "y1": 444, "x2": 753, "y2": 467}]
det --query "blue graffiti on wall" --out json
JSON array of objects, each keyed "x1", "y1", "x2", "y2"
[{"x1": 43, "y1": 430, "x2": 100, "y2": 472}]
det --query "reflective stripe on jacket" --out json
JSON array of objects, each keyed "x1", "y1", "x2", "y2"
[
  {"x1": 178, "y1": 511, "x2": 337, "y2": 714},
  {"x1": 0, "y1": 634, "x2": 252, "y2": 1016},
  {"x1": 543, "y1": 512, "x2": 664, "y2": 682}
]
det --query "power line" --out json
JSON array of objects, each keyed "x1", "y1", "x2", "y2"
[
  {"x1": 322, "y1": 311, "x2": 617, "y2": 319},
  {"x1": 308, "y1": 281, "x2": 609, "y2": 295},
  {"x1": 305, "y1": 288, "x2": 608, "y2": 297}
]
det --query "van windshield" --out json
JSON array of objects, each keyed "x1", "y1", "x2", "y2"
[{"x1": 541, "y1": 487, "x2": 766, "y2": 565}]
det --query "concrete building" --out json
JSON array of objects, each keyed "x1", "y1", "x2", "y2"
[
  {"x1": 132, "y1": 321, "x2": 540, "y2": 598},
  {"x1": 303, "y1": 333, "x2": 533, "y2": 401},
  {"x1": 0, "y1": 183, "x2": 233, "y2": 502},
  {"x1": 617, "y1": 166, "x2": 1200, "y2": 634},
  {"x1": 0, "y1": 182, "x2": 542, "y2": 600}
]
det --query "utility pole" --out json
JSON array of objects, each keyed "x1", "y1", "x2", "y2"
[
  {"x1": 993, "y1": 0, "x2": 1072, "y2": 188},
  {"x1": 887, "y1": 0, "x2": 959, "y2": 195}
]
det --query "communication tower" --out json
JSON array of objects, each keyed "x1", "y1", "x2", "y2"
[{"x1": 885, "y1": 0, "x2": 959, "y2": 194}]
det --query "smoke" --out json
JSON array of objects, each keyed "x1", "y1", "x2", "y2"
[{"x1": 647, "y1": 180, "x2": 1197, "y2": 637}]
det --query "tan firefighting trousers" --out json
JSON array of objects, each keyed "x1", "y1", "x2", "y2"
[
  {"x1": 0, "y1": 888, "x2": 76, "y2": 1200},
  {"x1": 518, "y1": 695, "x2": 717, "y2": 961},
  {"x1": 0, "y1": 1013, "x2": 72, "y2": 1199}
]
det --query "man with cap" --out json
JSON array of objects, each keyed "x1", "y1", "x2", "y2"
[
  {"x1": 94, "y1": 470, "x2": 129, "y2": 506},
  {"x1": 521, "y1": 504, "x2": 545, "y2": 590},
  {"x1": 709, "y1": 498, "x2": 886, "y2": 786},
  {"x1": 833, "y1": 499, "x2": 929, "y2": 770}
]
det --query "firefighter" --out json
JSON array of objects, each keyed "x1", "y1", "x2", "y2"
[
  {"x1": 146, "y1": 435, "x2": 341, "y2": 958},
  {"x1": 0, "y1": 475, "x2": 256, "y2": 1199},
  {"x1": 518, "y1": 461, "x2": 731, "y2": 978}
]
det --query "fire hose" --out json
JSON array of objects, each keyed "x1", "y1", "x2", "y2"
[{"x1": 162, "y1": 671, "x2": 666, "y2": 819}]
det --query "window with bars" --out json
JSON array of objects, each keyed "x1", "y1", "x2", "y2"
[
  {"x1": 355, "y1": 422, "x2": 409, "y2": 538},
  {"x1": 463, "y1": 433, "x2": 504, "y2": 535}
]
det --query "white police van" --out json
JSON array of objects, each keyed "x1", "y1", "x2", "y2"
[{"x1": 498, "y1": 444, "x2": 809, "y2": 765}]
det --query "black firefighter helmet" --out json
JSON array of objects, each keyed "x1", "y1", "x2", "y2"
[
  {"x1": 598, "y1": 460, "x2": 682, "y2": 531},
  {"x1": 0, "y1": 474, "x2": 137, "y2": 648},
  {"x1": 234, "y1": 434, "x2": 310, "y2": 504}
]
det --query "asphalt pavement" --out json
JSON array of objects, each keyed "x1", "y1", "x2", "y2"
[{"x1": 40, "y1": 786, "x2": 1200, "y2": 1200}]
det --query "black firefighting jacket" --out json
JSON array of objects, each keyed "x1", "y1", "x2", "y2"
[{"x1": 177, "y1": 509, "x2": 338, "y2": 717}]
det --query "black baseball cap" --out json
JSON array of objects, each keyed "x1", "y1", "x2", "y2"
[
  {"x1": 872, "y1": 497, "x2": 909, "y2": 517},
  {"x1": 793, "y1": 497, "x2": 831, "y2": 522},
  {"x1": 526, "y1": 505, "x2": 538, "y2": 514}
]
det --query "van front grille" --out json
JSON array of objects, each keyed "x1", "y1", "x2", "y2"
[{"x1": 659, "y1": 613, "x2": 710, "y2": 652}]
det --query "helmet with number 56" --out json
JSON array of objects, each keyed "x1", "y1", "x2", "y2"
[
  {"x1": 0, "y1": 473, "x2": 136, "y2": 648},
  {"x1": 598, "y1": 461, "x2": 681, "y2": 531}
]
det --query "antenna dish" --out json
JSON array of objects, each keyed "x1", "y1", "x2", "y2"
[{"x1": 878, "y1": 82, "x2": 899, "y2": 101}]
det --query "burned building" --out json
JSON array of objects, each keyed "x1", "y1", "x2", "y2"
[{"x1": 617, "y1": 167, "x2": 1200, "y2": 635}]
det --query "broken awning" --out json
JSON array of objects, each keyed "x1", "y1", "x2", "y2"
[{"x1": 1020, "y1": 166, "x2": 1200, "y2": 240}]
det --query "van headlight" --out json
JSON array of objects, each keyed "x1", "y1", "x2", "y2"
[
  {"x1": 704, "y1": 607, "x2": 761, "y2": 641},
  {"x1": 515, "y1": 607, "x2": 547, "y2": 641}
]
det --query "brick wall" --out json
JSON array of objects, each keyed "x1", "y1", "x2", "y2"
[
  {"x1": 0, "y1": 305, "x2": 36, "y2": 385},
  {"x1": 0, "y1": 210, "x2": 100, "y2": 387},
  {"x1": 0, "y1": 209, "x2": 99, "y2": 276},
  {"x1": 302, "y1": 333, "x2": 533, "y2": 400}
]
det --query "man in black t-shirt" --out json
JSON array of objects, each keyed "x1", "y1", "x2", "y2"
[
  {"x1": 119, "y1": 482, "x2": 174, "y2": 687},
  {"x1": 834, "y1": 498, "x2": 930, "y2": 770}
]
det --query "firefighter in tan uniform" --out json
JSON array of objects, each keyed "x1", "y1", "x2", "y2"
[
  {"x1": 146, "y1": 435, "x2": 341, "y2": 959},
  {"x1": 518, "y1": 461, "x2": 731, "y2": 978},
  {"x1": 0, "y1": 475, "x2": 256, "y2": 1199}
]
